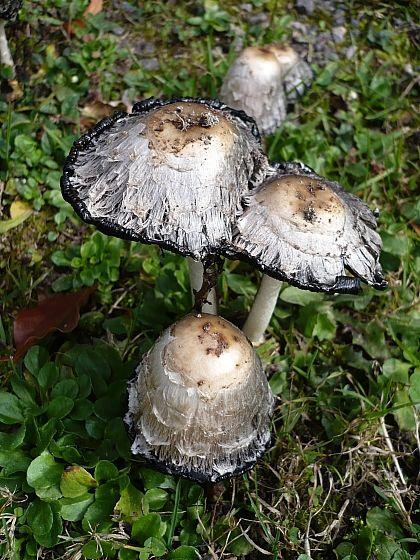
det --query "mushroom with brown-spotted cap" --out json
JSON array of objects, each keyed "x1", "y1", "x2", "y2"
[
  {"x1": 265, "y1": 44, "x2": 313, "y2": 102},
  {"x1": 0, "y1": 0, "x2": 21, "y2": 76},
  {"x1": 61, "y1": 97, "x2": 269, "y2": 311},
  {"x1": 124, "y1": 312, "x2": 274, "y2": 483},
  {"x1": 226, "y1": 161, "x2": 388, "y2": 342},
  {"x1": 219, "y1": 46, "x2": 287, "y2": 136}
]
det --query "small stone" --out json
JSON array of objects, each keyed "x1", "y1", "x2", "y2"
[
  {"x1": 344, "y1": 45, "x2": 357, "y2": 60},
  {"x1": 139, "y1": 58, "x2": 159, "y2": 71},
  {"x1": 332, "y1": 26, "x2": 347, "y2": 43},
  {"x1": 296, "y1": 0, "x2": 315, "y2": 15},
  {"x1": 112, "y1": 27, "x2": 125, "y2": 36},
  {"x1": 334, "y1": 9, "x2": 346, "y2": 25}
]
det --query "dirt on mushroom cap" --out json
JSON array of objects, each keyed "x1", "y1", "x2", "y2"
[{"x1": 61, "y1": 97, "x2": 268, "y2": 260}]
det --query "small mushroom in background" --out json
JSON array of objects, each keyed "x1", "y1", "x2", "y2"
[
  {"x1": 219, "y1": 46, "x2": 287, "y2": 136},
  {"x1": 265, "y1": 44, "x2": 313, "y2": 102},
  {"x1": 124, "y1": 313, "x2": 274, "y2": 483},
  {"x1": 0, "y1": 0, "x2": 21, "y2": 76},
  {"x1": 226, "y1": 161, "x2": 388, "y2": 343},
  {"x1": 61, "y1": 97, "x2": 269, "y2": 312}
]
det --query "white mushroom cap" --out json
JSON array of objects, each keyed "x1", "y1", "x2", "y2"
[
  {"x1": 125, "y1": 313, "x2": 274, "y2": 483},
  {"x1": 265, "y1": 44, "x2": 313, "y2": 101},
  {"x1": 226, "y1": 162, "x2": 387, "y2": 294},
  {"x1": 219, "y1": 46, "x2": 287, "y2": 135},
  {"x1": 61, "y1": 97, "x2": 268, "y2": 260}
]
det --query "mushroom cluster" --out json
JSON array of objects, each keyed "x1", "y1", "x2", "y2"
[{"x1": 61, "y1": 95, "x2": 387, "y2": 481}]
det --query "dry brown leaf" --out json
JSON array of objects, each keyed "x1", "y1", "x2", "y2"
[
  {"x1": 10, "y1": 283, "x2": 98, "y2": 363},
  {"x1": 64, "y1": 0, "x2": 103, "y2": 34}
]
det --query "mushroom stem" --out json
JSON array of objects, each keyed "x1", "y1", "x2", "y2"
[
  {"x1": 188, "y1": 257, "x2": 219, "y2": 314},
  {"x1": 242, "y1": 275, "x2": 282, "y2": 343},
  {"x1": 0, "y1": 20, "x2": 14, "y2": 72}
]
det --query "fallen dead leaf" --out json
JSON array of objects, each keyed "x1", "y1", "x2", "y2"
[
  {"x1": 64, "y1": 0, "x2": 103, "y2": 34},
  {"x1": 9, "y1": 283, "x2": 98, "y2": 363}
]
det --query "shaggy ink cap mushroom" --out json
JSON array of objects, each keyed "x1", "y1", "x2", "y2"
[
  {"x1": 0, "y1": 0, "x2": 21, "y2": 73},
  {"x1": 219, "y1": 46, "x2": 287, "y2": 136},
  {"x1": 124, "y1": 313, "x2": 274, "y2": 483},
  {"x1": 61, "y1": 97, "x2": 268, "y2": 261},
  {"x1": 227, "y1": 161, "x2": 388, "y2": 295},
  {"x1": 265, "y1": 44, "x2": 313, "y2": 102}
]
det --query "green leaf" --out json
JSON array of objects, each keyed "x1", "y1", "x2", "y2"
[
  {"x1": 27, "y1": 500, "x2": 62, "y2": 548},
  {"x1": 392, "y1": 388, "x2": 415, "y2": 431},
  {"x1": 366, "y1": 507, "x2": 405, "y2": 540},
  {"x1": 132, "y1": 513, "x2": 165, "y2": 546},
  {"x1": 94, "y1": 460, "x2": 119, "y2": 483},
  {"x1": 51, "y1": 250, "x2": 73, "y2": 267},
  {"x1": 27, "y1": 498, "x2": 53, "y2": 534},
  {"x1": 104, "y1": 417, "x2": 132, "y2": 459},
  {"x1": 60, "y1": 493, "x2": 95, "y2": 522},
  {"x1": 46, "y1": 396, "x2": 74, "y2": 419},
  {"x1": 0, "y1": 392, "x2": 25, "y2": 424},
  {"x1": 60, "y1": 465, "x2": 98, "y2": 498},
  {"x1": 0, "y1": 449, "x2": 31, "y2": 475},
  {"x1": 37, "y1": 362, "x2": 60, "y2": 391},
  {"x1": 382, "y1": 359, "x2": 411, "y2": 383},
  {"x1": 51, "y1": 379, "x2": 79, "y2": 399},
  {"x1": 0, "y1": 210, "x2": 32, "y2": 233},
  {"x1": 115, "y1": 483, "x2": 148, "y2": 524},
  {"x1": 27, "y1": 452, "x2": 64, "y2": 499},
  {"x1": 312, "y1": 312, "x2": 336, "y2": 341},
  {"x1": 145, "y1": 487, "x2": 168, "y2": 511},
  {"x1": 226, "y1": 533, "x2": 254, "y2": 555},
  {"x1": 83, "y1": 480, "x2": 122, "y2": 532},
  {"x1": 0, "y1": 422, "x2": 26, "y2": 451},
  {"x1": 24, "y1": 346, "x2": 50, "y2": 377},
  {"x1": 409, "y1": 370, "x2": 420, "y2": 403},
  {"x1": 70, "y1": 398, "x2": 94, "y2": 420},
  {"x1": 10, "y1": 375, "x2": 36, "y2": 406},
  {"x1": 93, "y1": 395, "x2": 125, "y2": 421},
  {"x1": 280, "y1": 286, "x2": 323, "y2": 306},
  {"x1": 35, "y1": 417, "x2": 62, "y2": 453},
  {"x1": 144, "y1": 537, "x2": 166, "y2": 557},
  {"x1": 180, "y1": 520, "x2": 202, "y2": 546},
  {"x1": 165, "y1": 546, "x2": 200, "y2": 559},
  {"x1": 139, "y1": 468, "x2": 177, "y2": 491},
  {"x1": 85, "y1": 416, "x2": 106, "y2": 439},
  {"x1": 82, "y1": 540, "x2": 104, "y2": 559},
  {"x1": 356, "y1": 525, "x2": 373, "y2": 559}
]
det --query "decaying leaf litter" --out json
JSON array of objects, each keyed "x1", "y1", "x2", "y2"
[{"x1": 1, "y1": 1, "x2": 420, "y2": 559}]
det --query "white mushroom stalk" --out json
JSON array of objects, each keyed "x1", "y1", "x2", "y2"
[
  {"x1": 0, "y1": 0, "x2": 22, "y2": 77},
  {"x1": 0, "y1": 20, "x2": 14, "y2": 68},
  {"x1": 242, "y1": 275, "x2": 282, "y2": 343},
  {"x1": 187, "y1": 257, "x2": 218, "y2": 314},
  {"x1": 124, "y1": 313, "x2": 274, "y2": 483}
]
